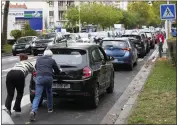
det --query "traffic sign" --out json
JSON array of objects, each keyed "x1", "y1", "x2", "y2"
[{"x1": 160, "y1": 4, "x2": 176, "y2": 20}]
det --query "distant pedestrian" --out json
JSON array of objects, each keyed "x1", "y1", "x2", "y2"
[
  {"x1": 157, "y1": 31, "x2": 165, "y2": 57},
  {"x1": 5, "y1": 54, "x2": 35, "y2": 115},
  {"x1": 29, "y1": 49, "x2": 61, "y2": 121}
]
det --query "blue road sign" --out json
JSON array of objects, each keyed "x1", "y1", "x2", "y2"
[{"x1": 160, "y1": 4, "x2": 176, "y2": 20}]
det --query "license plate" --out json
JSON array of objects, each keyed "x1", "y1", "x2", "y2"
[
  {"x1": 16, "y1": 49, "x2": 23, "y2": 51},
  {"x1": 37, "y1": 48, "x2": 44, "y2": 50},
  {"x1": 52, "y1": 84, "x2": 70, "y2": 89}
]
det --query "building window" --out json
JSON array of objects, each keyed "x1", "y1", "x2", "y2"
[
  {"x1": 58, "y1": 11, "x2": 65, "y2": 20},
  {"x1": 58, "y1": 1, "x2": 64, "y2": 6},
  {"x1": 49, "y1": 11, "x2": 54, "y2": 17},
  {"x1": 15, "y1": 19, "x2": 29, "y2": 30},
  {"x1": 49, "y1": 1, "x2": 54, "y2": 7}
]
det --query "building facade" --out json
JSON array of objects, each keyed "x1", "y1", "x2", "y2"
[
  {"x1": 2, "y1": 6, "x2": 43, "y2": 40},
  {"x1": 46, "y1": 0, "x2": 128, "y2": 28}
]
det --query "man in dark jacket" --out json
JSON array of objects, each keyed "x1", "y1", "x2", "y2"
[{"x1": 29, "y1": 49, "x2": 61, "y2": 121}]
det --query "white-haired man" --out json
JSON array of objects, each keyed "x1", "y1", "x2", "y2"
[{"x1": 29, "y1": 49, "x2": 61, "y2": 121}]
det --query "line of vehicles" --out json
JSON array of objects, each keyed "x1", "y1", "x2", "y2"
[{"x1": 12, "y1": 29, "x2": 160, "y2": 108}]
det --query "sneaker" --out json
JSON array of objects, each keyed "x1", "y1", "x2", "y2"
[
  {"x1": 29, "y1": 111, "x2": 36, "y2": 121},
  {"x1": 48, "y1": 109, "x2": 53, "y2": 113}
]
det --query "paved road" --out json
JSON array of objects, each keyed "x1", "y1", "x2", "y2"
[{"x1": 1, "y1": 50, "x2": 153, "y2": 124}]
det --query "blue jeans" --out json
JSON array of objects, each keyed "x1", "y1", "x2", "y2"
[{"x1": 32, "y1": 76, "x2": 53, "y2": 113}]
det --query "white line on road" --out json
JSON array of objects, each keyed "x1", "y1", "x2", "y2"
[{"x1": 2, "y1": 94, "x2": 31, "y2": 113}]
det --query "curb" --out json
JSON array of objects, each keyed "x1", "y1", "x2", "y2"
[{"x1": 100, "y1": 48, "x2": 159, "y2": 124}]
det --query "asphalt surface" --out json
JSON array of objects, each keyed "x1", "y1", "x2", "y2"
[{"x1": 1, "y1": 50, "x2": 153, "y2": 124}]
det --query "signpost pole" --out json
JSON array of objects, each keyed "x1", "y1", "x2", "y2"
[{"x1": 166, "y1": 0, "x2": 170, "y2": 39}]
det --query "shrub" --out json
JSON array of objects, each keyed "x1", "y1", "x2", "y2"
[
  {"x1": 22, "y1": 30, "x2": 38, "y2": 36},
  {"x1": 10, "y1": 30, "x2": 22, "y2": 40},
  {"x1": 167, "y1": 38, "x2": 176, "y2": 66}
]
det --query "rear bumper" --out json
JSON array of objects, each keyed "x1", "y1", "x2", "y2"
[
  {"x1": 30, "y1": 78, "x2": 95, "y2": 99},
  {"x1": 111, "y1": 55, "x2": 132, "y2": 65}
]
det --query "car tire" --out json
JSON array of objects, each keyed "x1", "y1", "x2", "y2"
[
  {"x1": 134, "y1": 57, "x2": 138, "y2": 66},
  {"x1": 12, "y1": 52, "x2": 16, "y2": 56},
  {"x1": 33, "y1": 52, "x2": 38, "y2": 56},
  {"x1": 128, "y1": 63, "x2": 133, "y2": 71},
  {"x1": 89, "y1": 83, "x2": 99, "y2": 109},
  {"x1": 106, "y1": 74, "x2": 114, "y2": 93},
  {"x1": 30, "y1": 94, "x2": 43, "y2": 107}
]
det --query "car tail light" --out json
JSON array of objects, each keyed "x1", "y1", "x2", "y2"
[
  {"x1": 122, "y1": 48, "x2": 131, "y2": 51},
  {"x1": 32, "y1": 72, "x2": 36, "y2": 77},
  {"x1": 82, "y1": 67, "x2": 92, "y2": 79}
]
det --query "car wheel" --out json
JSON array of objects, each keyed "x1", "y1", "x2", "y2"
[
  {"x1": 89, "y1": 83, "x2": 99, "y2": 109},
  {"x1": 134, "y1": 57, "x2": 138, "y2": 66},
  {"x1": 30, "y1": 94, "x2": 43, "y2": 107},
  {"x1": 128, "y1": 63, "x2": 133, "y2": 71},
  {"x1": 106, "y1": 74, "x2": 114, "y2": 93},
  {"x1": 33, "y1": 52, "x2": 38, "y2": 56},
  {"x1": 12, "y1": 52, "x2": 16, "y2": 56}
]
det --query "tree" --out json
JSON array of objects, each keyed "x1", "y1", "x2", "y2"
[
  {"x1": 2, "y1": 1, "x2": 10, "y2": 45},
  {"x1": 128, "y1": 2, "x2": 152, "y2": 27},
  {"x1": 120, "y1": 10, "x2": 139, "y2": 29},
  {"x1": 10, "y1": 30, "x2": 22, "y2": 40}
]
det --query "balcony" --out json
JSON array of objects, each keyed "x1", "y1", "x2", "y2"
[{"x1": 58, "y1": 6, "x2": 67, "y2": 11}]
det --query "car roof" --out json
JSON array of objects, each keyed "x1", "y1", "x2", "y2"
[
  {"x1": 103, "y1": 37, "x2": 128, "y2": 41},
  {"x1": 48, "y1": 43, "x2": 99, "y2": 50},
  {"x1": 20, "y1": 36, "x2": 36, "y2": 38}
]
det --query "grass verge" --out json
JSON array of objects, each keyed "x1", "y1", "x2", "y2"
[
  {"x1": 128, "y1": 60, "x2": 176, "y2": 124},
  {"x1": 3, "y1": 44, "x2": 12, "y2": 53}
]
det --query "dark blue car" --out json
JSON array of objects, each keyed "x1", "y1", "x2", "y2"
[{"x1": 101, "y1": 37, "x2": 138, "y2": 70}]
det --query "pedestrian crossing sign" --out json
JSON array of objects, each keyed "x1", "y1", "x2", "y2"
[{"x1": 160, "y1": 4, "x2": 176, "y2": 20}]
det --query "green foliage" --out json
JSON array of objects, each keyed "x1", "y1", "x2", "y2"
[
  {"x1": 22, "y1": 23, "x2": 38, "y2": 36},
  {"x1": 119, "y1": 10, "x2": 139, "y2": 29},
  {"x1": 66, "y1": 3, "x2": 123, "y2": 29},
  {"x1": 10, "y1": 29, "x2": 22, "y2": 40}
]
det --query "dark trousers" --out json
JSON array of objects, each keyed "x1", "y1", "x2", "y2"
[
  {"x1": 158, "y1": 42, "x2": 163, "y2": 58},
  {"x1": 5, "y1": 70, "x2": 25, "y2": 112}
]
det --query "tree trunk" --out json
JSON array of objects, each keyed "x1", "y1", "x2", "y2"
[{"x1": 2, "y1": 1, "x2": 10, "y2": 45}]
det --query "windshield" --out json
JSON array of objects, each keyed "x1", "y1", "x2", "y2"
[
  {"x1": 51, "y1": 49, "x2": 87, "y2": 66},
  {"x1": 36, "y1": 33, "x2": 56, "y2": 40},
  {"x1": 102, "y1": 40, "x2": 128, "y2": 48},
  {"x1": 17, "y1": 37, "x2": 33, "y2": 43}
]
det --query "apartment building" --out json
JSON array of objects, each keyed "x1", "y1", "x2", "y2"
[{"x1": 47, "y1": 0, "x2": 128, "y2": 28}]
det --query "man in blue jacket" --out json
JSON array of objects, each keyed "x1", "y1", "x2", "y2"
[{"x1": 29, "y1": 49, "x2": 61, "y2": 121}]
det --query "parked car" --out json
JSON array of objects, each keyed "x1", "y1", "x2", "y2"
[
  {"x1": 31, "y1": 32, "x2": 67, "y2": 56},
  {"x1": 30, "y1": 44, "x2": 115, "y2": 108},
  {"x1": 121, "y1": 33, "x2": 146, "y2": 57},
  {"x1": 122, "y1": 31, "x2": 150, "y2": 54},
  {"x1": 128, "y1": 37, "x2": 146, "y2": 58},
  {"x1": 101, "y1": 37, "x2": 138, "y2": 70},
  {"x1": 63, "y1": 33, "x2": 81, "y2": 43},
  {"x1": 12, "y1": 36, "x2": 37, "y2": 56},
  {"x1": 144, "y1": 31, "x2": 155, "y2": 49}
]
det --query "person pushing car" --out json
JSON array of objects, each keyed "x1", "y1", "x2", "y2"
[
  {"x1": 29, "y1": 49, "x2": 61, "y2": 121},
  {"x1": 4, "y1": 54, "x2": 35, "y2": 115}
]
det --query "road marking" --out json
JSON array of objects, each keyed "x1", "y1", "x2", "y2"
[{"x1": 2, "y1": 94, "x2": 31, "y2": 113}]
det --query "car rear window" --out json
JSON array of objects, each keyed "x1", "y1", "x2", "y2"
[
  {"x1": 51, "y1": 49, "x2": 87, "y2": 66},
  {"x1": 102, "y1": 40, "x2": 129, "y2": 48}
]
